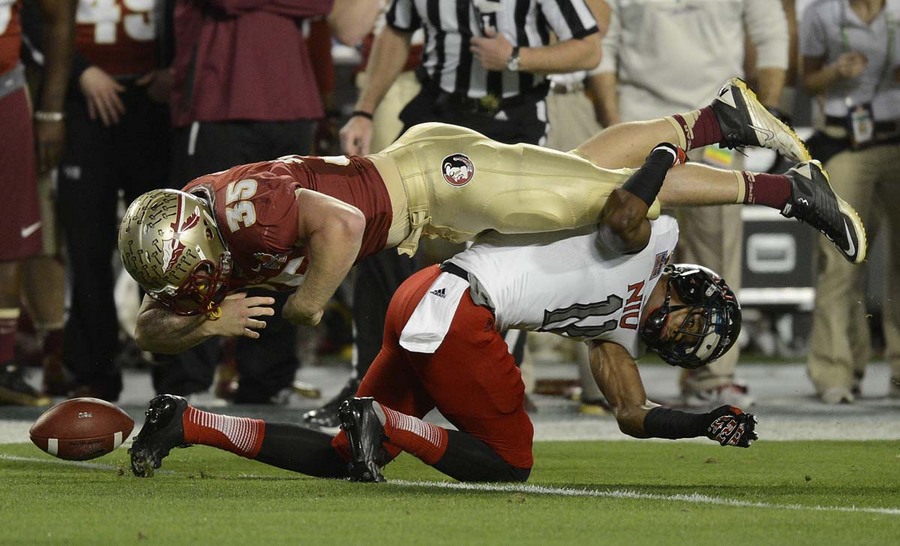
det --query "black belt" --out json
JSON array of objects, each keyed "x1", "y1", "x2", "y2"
[
  {"x1": 825, "y1": 115, "x2": 900, "y2": 135},
  {"x1": 550, "y1": 81, "x2": 585, "y2": 95},
  {"x1": 439, "y1": 262, "x2": 469, "y2": 281},
  {"x1": 416, "y1": 68, "x2": 548, "y2": 115}
]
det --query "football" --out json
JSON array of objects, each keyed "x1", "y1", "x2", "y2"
[{"x1": 29, "y1": 398, "x2": 135, "y2": 461}]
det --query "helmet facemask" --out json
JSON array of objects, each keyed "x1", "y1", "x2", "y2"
[
  {"x1": 149, "y1": 254, "x2": 233, "y2": 317},
  {"x1": 640, "y1": 264, "x2": 741, "y2": 369}
]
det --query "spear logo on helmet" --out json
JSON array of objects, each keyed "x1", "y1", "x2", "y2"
[{"x1": 162, "y1": 205, "x2": 201, "y2": 274}]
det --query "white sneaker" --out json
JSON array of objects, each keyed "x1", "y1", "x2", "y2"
[
  {"x1": 820, "y1": 386, "x2": 855, "y2": 405},
  {"x1": 682, "y1": 382, "x2": 755, "y2": 409}
]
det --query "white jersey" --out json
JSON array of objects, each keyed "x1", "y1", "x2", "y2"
[{"x1": 447, "y1": 216, "x2": 679, "y2": 358}]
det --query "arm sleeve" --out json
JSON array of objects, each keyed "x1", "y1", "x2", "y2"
[
  {"x1": 386, "y1": 0, "x2": 422, "y2": 32},
  {"x1": 743, "y1": 0, "x2": 789, "y2": 69},
  {"x1": 540, "y1": 0, "x2": 600, "y2": 41},
  {"x1": 798, "y1": 3, "x2": 828, "y2": 58},
  {"x1": 596, "y1": 0, "x2": 619, "y2": 74}
]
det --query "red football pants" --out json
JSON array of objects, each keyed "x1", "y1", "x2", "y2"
[{"x1": 332, "y1": 265, "x2": 534, "y2": 469}]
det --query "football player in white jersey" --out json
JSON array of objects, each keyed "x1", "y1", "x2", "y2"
[{"x1": 128, "y1": 143, "x2": 757, "y2": 483}]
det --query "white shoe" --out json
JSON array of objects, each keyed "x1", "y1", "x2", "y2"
[
  {"x1": 820, "y1": 386, "x2": 855, "y2": 405},
  {"x1": 682, "y1": 382, "x2": 755, "y2": 409}
]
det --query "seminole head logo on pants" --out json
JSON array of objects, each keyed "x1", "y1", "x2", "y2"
[{"x1": 441, "y1": 154, "x2": 475, "y2": 187}]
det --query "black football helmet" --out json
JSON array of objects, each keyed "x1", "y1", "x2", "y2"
[{"x1": 640, "y1": 264, "x2": 741, "y2": 369}]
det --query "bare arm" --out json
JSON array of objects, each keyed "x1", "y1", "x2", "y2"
[
  {"x1": 471, "y1": 31, "x2": 602, "y2": 74},
  {"x1": 328, "y1": 0, "x2": 381, "y2": 46},
  {"x1": 283, "y1": 189, "x2": 366, "y2": 326},
  {"x1": 339, "y1": 25, "x2": 414, "y2": 155},
  {"x1": 591, "y1": 71, "x2": 621, "y2": 127},
  {"x1": 801, "y1": 54, "x2": 867, "y2": 97},
  {"x1": 134, "y1": 293, "x2": 276, "y2": 354},
  {"x1": 744, "y1": 0, "x2": 789, "y2": 108},
  {"x1": 597, "y1": 188, "x2": 651, "y2": 254},
  {"x1": 754, "y1": 67, "x2": 787, "y2": 110},
  {"x1": 588, "y1": 339, "x2": 758, "y2": 447},
  {"x1": 587, "y1": 340, "x2": 655, "y2": 437},
  {"x1": 34, "y1": 0, "x2": 76, "y2": 173}
]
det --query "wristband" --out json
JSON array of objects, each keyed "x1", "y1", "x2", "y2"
[
  {"x1": 34, "y1": 111, "x2": 65, "y2": 122},
  {"x1": 350, "y1": 110, "x2": 374, "y2": 121},
  {"x1": 621, "y1": 143, "x2": 682, "y2": 207},
  {"x1": 642, "y1": 407, "x2": 709, "y2": 439}
]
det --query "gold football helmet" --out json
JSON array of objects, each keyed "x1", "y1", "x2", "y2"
[{"x1": 118, "y1": 189, "x2": 232, "y2": 316}]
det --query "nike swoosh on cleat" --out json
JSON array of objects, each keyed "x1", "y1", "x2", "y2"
[
  {"x1": 20, "y1": 221, "x2": 41, "y2": 239},
  {"x1": 749, "y1": 124, "x2": 775, "y2": 143},
  {"x1": 841, "y1": 220, "x2": 856, "y2": 258}
]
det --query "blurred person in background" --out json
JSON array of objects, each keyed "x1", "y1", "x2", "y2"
[
  {"x1": 0, "y1": 0, "x2": 74, "y2": 406},
  {"x1": 596, "y1": 0, "x2": 794, "y2": 409},
  {"x1": 52, "y1": 0, "x2": 173, "y2": 402},
  {"x1": 16, "y1": 0, "x2": 68, "y2": 398},
  {"x1": 799, "y1": 0, "x2": 900, "y2": 403}
]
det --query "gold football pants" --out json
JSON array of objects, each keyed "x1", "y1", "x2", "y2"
[{"x1": 369, "y1": 122, "x2": 660, "y2": 256}]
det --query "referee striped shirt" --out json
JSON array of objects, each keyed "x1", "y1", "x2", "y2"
[{"x1": 386, "y1": 0, "x2": 599, "y2": 99}]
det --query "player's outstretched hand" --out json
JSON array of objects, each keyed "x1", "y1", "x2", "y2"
[
  {"x1": 705, "y1": 405, "x2": 758, "y2": 448},
  {"x1": 210, "y1": 293, "x2": 276, "y2": 339}
]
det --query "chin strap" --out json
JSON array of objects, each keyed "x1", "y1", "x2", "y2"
[{"x1": 205, "y1": 304, "x2": 222, "y2": 321}]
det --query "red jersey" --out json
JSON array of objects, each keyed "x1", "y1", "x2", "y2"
[
  {"x1": 0, "y1": 0, "x2": 21, "y2": 76},
  {"x1": 183, "y1": 155, "x2": 393, "y2": 292},
  {"x1": 169, "y1": 0, "x2": 332, "y2": 127},
  {"x1": 74, "y1": 0, "x2": 158, "y2": 76}
]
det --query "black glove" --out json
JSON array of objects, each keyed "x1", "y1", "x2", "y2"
[{"x1": 705, "y1": 405, "x2": 758, "y2": 447}]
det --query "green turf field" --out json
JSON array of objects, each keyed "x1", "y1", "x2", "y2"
[{"x1": 2, "y1": 440, "x2": 898, "y2": 545}]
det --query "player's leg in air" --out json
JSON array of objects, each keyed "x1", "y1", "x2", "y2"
[
  {"x1": 575, "y1": 77, "x2": 810, "y2": 169},
  {"x1": 383, "y1": 79, "x2": 865, "y2": 265},
  {"x1": 575, "y1": 78, "x2": 866, "y2": 265}
]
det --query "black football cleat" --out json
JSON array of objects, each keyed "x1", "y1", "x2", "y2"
[
  {"x1": 129, "y1": 394, "x2": 190, "y2": 477},
  {"x1": 303, "y1": 378, "x2": 360, "y2": 431},
  {"x1": 711, "y1": 77, "x2": 811, "y2": 162},
  {"x1": 0, "y1": 361, "x2": 51, "y2": 407},
  {"x1": 783, "y1": 161, "x2": 867, "y2": 264},
  {"x1": 338, "y1": 397, "x2": 387, "y2": 483}
]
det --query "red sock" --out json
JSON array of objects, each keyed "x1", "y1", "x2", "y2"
[
  {"x1": 673, "y1": 107, "x2": 723, "y2": 150},
  {"x1": 379, "y1": 404, "x2": 448, "y2": 465},
  {"x1": 741, "y1": 172, "x2": 792, "y2": 210},
  {"x1": 0, "y1": 309, "x2": 19, "y2": 363},
  {"x1": 182, "y1": 406, "x2": 266, "y2": 459}
]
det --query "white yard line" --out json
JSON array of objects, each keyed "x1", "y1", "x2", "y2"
[
  {"x1": 5, "y1": 454, "x2": 895, "y2": 517},
  {"x1": 392, "y1": 480, "x2": 900, "y2": 516}
]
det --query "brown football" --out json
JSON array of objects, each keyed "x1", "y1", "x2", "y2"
[{"x1": 29, "y1": 397, "x2": 134, "y2": 461}]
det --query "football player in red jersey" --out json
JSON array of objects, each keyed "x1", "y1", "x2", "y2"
[
  {"x1": 0, "y1": 0, "x2": 74, "y2": 406},
  {"x1": 119, "y1": 79, "x2": 866, "y2": 352},
  {"x1": 128, "y1": 143, "x2": 757, "y2": 482}
]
